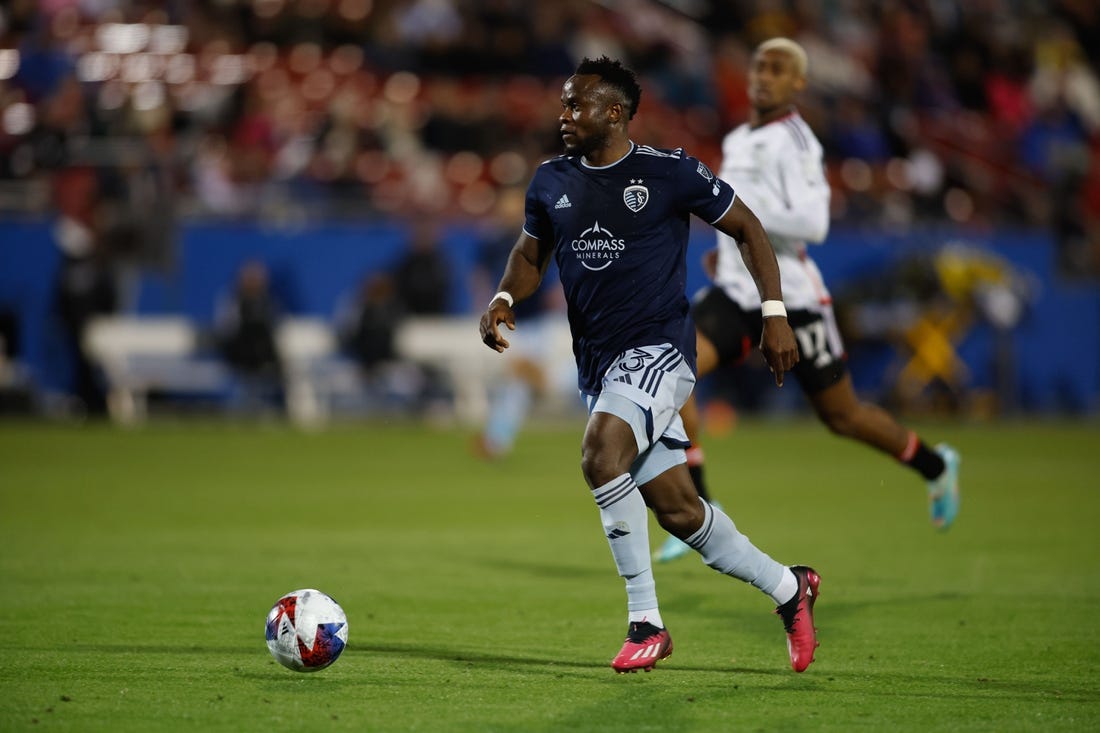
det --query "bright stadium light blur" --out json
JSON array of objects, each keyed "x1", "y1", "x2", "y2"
[
  {"x1": 96, "y1": 23, "x2": 151, "y2": 54},
  {"x1": 840, "y1": 158, "x2": 873, "y2": 192},
  {"x1": 383, "y1": 71, "x2": 420, "y2": 104},
  {"x1": 76, "y1": 52, "x2": 119, "y2": 83},
  {"x1": 248, "y1": 43, "x2": 279, "y2": 73},
  {"x1": 149, "y1": 24, "x2": 188, "y2": 54},
  {"x1": 132, "y1": 81, "x2": 166, "y2": 111},
  {"x1": 164, "y1": 54, "x2": 195, "y2": 85},
  {"x1": 458, "y1": 181, "x2": 496, "y2": 215},
  {"x1": 445, "y1": 152, "x2": 483, "y2": 185},
  {"x1": 253, "y1": 0, "x2": 285, "y2": 19},
  {"x1": 210, "y1": 55, "x2": 250, "y2": 86},
  {"x1": 328, "y1": 44, "x2": 364, "y2": 75},
  {"x1": 0, "y1": 49, "x2": 19, "y2": 80},
  {"x1": 98, "y1": 79, "x2": 129, "y2": 110},
  {"x1": 257, "y1": 67, "x2": 290, "y2": 101},
  {"x1": 2, "y1": 102, "x2": 35, "y2": 136},
  {"x1": 885, "y1": 157, "x2": 911, "y2": 191},
  {"x1": 489, "y1": 151, "x2": 528, "y2": 185},
  {"x1": 907, "y1": 148, "x2": 945, "y2": 195},
  {"x1": 288, "y1": 43, "x2": 323, "y2": 75},
  {"x1": 120, "y1": 53, "x2": 162, "y2": 84},
  {"x1": 301, "y1": 69, "x2": 336, "y2": 102},
  {"x1": 355, "y1": 151, "x2": 390, "y2": 184},
  {"x1": 337, "y1": 0, "x2": 372, "y2": 22},
  {"x1": 944, "y1": 187, "x2": 975, "y2": 223}
]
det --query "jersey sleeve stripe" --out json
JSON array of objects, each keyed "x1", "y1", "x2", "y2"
[
  {"x1": 521, "y1": 226, "x2": 540, "y2": 239},
  {"x1": 707, "y1": 192, "x2": 737, "y2": 225},
  {"x1": 635, "y1": 145, "x2": 683, "y2": 159},
  {"x1": 782, "y1": 118, "x2": 809, "y2": 151}
]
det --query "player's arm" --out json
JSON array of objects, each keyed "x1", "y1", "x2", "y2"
[
  {"x1": 479, "y1": 231, "x2": 551, "y2": 353},
  {"x1": 750, "y1": 149, "x2": 830, "y2": 244},
  {"x1": 713, "y1": 198, "x2": 799, "y2": 385}
]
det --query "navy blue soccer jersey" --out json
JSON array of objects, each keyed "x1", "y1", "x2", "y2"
[{"x1": 523, "y1": 142, "x2": 736, "y2": 395}]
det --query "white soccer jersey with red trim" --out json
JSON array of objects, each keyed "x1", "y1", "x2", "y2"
[{"x1": 713, "y1": 109, "x2": 833, "y2": 312}]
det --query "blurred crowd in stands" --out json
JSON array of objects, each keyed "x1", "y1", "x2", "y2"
[{"x1": 1, "y1": 0, "x2": 1098, "y2": 275}]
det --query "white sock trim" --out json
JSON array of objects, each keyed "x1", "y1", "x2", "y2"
[
  {"x1": 769, "y1": 567, "x2": 799, "y2": 606},
  {"x1": 628, "y1": 607, "x2": 664, "y2": 628},
  {"x1": 592, "y1": 473, "x2": 637, "y2": 509}
]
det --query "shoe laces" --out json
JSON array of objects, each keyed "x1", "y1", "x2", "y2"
[
  {"x1": 776, "y1": 573, "x2": 805, "y2": 633},
  {"x1": 776, "y1": 596, "x2": 799, "y2": 633}
]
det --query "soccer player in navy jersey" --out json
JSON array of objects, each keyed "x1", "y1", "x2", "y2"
[
  {"x1": 654, "y1": 38, "x2": 961, "y2": 564},
  {"x1": 479, "y1": 56, "x2": 820, "y2": 674}
]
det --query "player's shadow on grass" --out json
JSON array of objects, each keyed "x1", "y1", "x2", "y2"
[
  {"x1": 674, "y1": 589, "x2": 971, "y2": 622},
  {"x1": 342, "y1": 640, "x2": 792, "y2": 678}
]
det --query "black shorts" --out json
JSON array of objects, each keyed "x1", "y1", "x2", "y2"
[{"x1": 691, "y1": 286, "x2": 847, "y2": 394}]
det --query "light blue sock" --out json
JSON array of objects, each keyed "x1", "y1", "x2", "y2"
[
  {"x1": 592, "y1": 473, "x2": 659, "y2": 615},
  {"x1": 685, "y1": 499, "x2": 786, "y2": 597},
  {"x1": 484, "y1": 378, "x2": 532, "y2": 454}
]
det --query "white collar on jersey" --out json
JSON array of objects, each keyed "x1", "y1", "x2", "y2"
[{"x1": 581, "y1": 141, "x2": 635, "y2": 170}]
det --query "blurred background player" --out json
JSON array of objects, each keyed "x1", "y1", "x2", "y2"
[
  {"x1": 472, "y1": 285, "x2": 573, "y2": 459},
  {"x1": 655, "y1": 38, "x2": 961, "y2": 563},
  {"x1": 471, "y1": 188, "x2": 575, "y2": 459}
]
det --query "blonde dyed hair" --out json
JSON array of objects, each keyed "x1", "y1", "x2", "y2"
[{"x1": 756, "y1": 37, "x2": 808, "y2": 78}]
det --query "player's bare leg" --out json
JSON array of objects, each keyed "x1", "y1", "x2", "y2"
[
  {"x1": 655, "y1": 333, "x2": 717, "y2": 562},
  {"x1": 636, "y1": 463, "x2": 706, "y2": 539},
  {"x1": 807, "y1": 375, "x2": 960, "y2": 528},
  {"x1": 806, "y1": 373, "x2": 908, "y2": 453},
  {"x1": 680, "y1": 331, "x2": 960, "y2": 532}
]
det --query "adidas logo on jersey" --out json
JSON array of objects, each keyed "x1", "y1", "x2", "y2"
[{"x1": 555, "y1": 194, "x2": 572, "y2": 209}]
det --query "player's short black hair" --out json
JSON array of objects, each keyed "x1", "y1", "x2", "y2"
[{"x1": 575, "y1": 56, "x2": 642, "y2": 119}]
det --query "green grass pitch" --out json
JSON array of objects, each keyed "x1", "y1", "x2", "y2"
[{"x1": 1, "y1": 418, "x2": 1098, "y2": 732}]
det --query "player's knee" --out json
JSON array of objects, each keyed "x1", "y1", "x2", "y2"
[
  {"x1": 580, "y1": 445, "x2": 631, "y2": 488},
  {"x1": 819, "y1": 407, "x2": 858, "y2": 438},
  {"x1": 655, "y1": 498, "x2": 704, "y2": 539}
]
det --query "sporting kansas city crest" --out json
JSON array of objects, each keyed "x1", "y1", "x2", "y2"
[{"x1": 623, "y1": 179, "x2": 649, "y2": 212}]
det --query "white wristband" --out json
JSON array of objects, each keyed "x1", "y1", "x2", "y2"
[
  {"x1": 761, "y1": 300, "x2": 787, "y2": 318},
  {"x1": 490, "y1": 291, "x2": 514, "y2": 308}
]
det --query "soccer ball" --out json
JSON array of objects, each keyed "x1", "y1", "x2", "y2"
[{"x1": 265, "y1": 589, "x2": 348, "y2": 672}]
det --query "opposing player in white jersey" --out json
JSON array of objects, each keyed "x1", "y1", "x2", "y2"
[
  {"x1": 655, "y1": 38, "x2": 961, "y2": 563},
  {"x1": 480, "y1": 56, "x2": 821, "y2": 674}
]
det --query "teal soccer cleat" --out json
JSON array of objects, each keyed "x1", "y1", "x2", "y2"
[
  {"x1": 653, "y1": 533, "x2": 692, "y2": 563},
  {"x1": 928, "y1": 444, "x2": 961, "y2": 530}
]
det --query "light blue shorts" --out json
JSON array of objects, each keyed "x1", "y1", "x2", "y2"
[{"x1": 583, "y1": 343, "x2": 696, "y2": 486}]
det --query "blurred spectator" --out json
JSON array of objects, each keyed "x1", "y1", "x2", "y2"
[
  {"x1": 393, "y1": 220, "x2": 451, "y2": 315},
  {"x1": 51, "y1": 165, "x2": 118, "y2": 416},
  {"x1": 335, "y1": 269, "x2": 447, "y2": 412},
  {"x1": 0, "y1": 0, "x2": 1095, "y2": 253},
  {"x1": 0, "y1": 308, "x2": 34, "y2": 414},
  {"x1": 214, "y1": 260, "x2": 284, "y2": 413},
  {"x1": 337, "y1": 270, "x2": 402, "y2": 371}
]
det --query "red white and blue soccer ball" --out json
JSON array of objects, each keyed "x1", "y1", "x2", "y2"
[{"x1": 265, "y1": 589, "x2": 348, "y2": 672}]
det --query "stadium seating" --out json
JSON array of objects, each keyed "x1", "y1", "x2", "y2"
[
  {"x1": 82, "y1": 316, "x2": 232, "y2": 424},
  {"x1": 82, "y1": 313, "x2": 516, "y2": 425}
]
